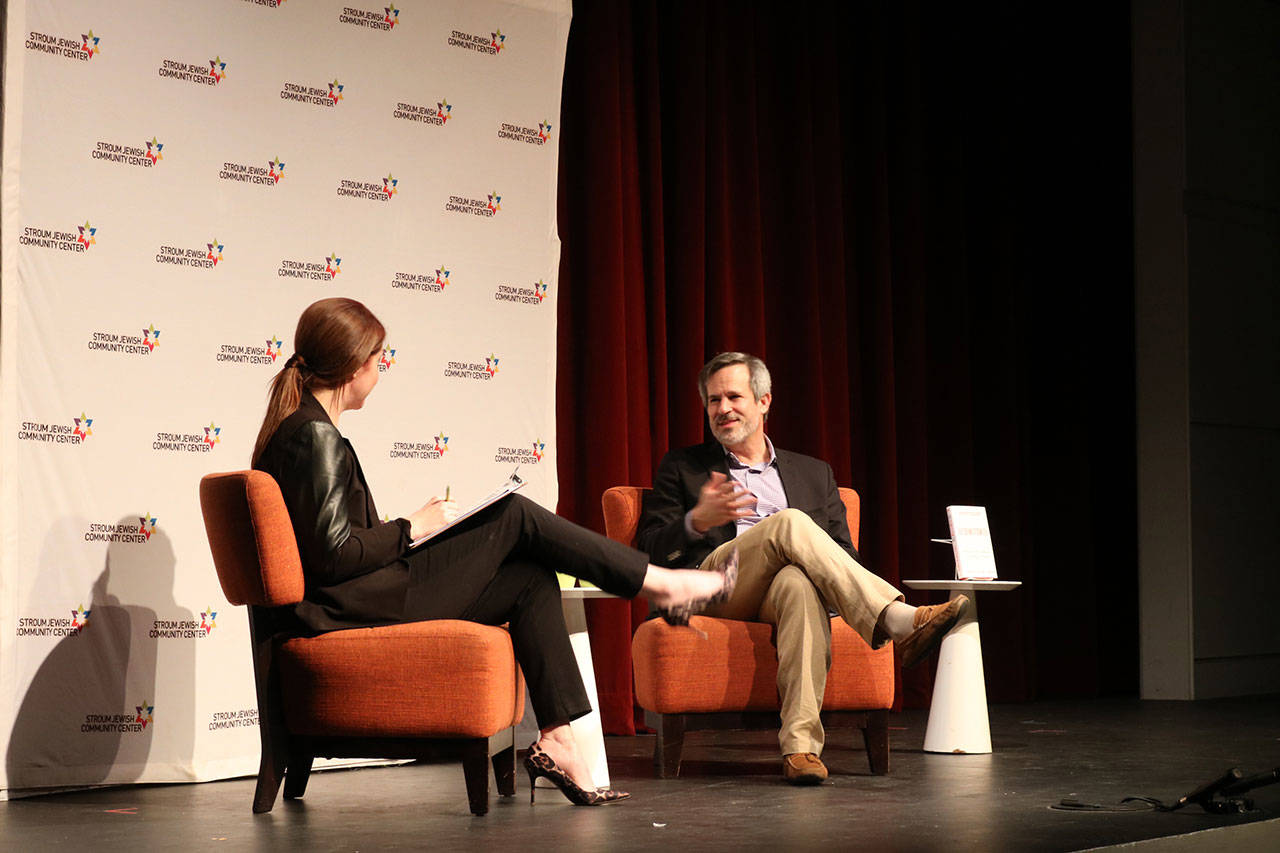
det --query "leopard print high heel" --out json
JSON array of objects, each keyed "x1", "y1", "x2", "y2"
[
  {"x1": 523, "y1": 741, "x2": 630, "y2": 805},
  {"x1": 659, "y1": 547, "x2": 739, "y2": 628}
]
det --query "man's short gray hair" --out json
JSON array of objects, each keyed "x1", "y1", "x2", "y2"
[{"x1": 697, "y1": 352, "x2": 772, "y2": 405}]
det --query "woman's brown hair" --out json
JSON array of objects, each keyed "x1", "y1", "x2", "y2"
[{"x1": 251, "y1": 297, "x2": 385, "y2": 467}]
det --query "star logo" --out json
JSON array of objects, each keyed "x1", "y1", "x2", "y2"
[
  {"x1": 434, "y1": 431, "x2": 449, "y2": 454},
  {"x1": 491, "y1": 28, "x2": 506, "y2": 52},
  {"x1": 379, "y1": 344, "x2": 396, "y2": 371},
  {"x1": 206, "y1": 238, "x2": 224, "y2": 265},
  {"x1": 204, "y1": 422, "x2": 221, "y2": 448},
  {"x1": 534, "y1": 279, "x2": 549, "y2": 302},
  {"x1": 435, "y1": 265, "x2": 450, "y2": 287},
  {"x1": 538, "y1": 120, "x2": 553, "y2": 142},
  {"x1": 532, "y1": 438, "x2": 545, "y2": 461},
  {"x1": 71, "y1": 603, "x2": 92, "y2": 630},
  {"x1": 81, "y1": 30, "x2": 101, "y2": 57},
  {"x1": 77, "y1": 221, "x2": 97, "y2": 249},
  {"x1": 325, "y1": 252, "x2": 342, "y2": 278},
  {"x1": 268, "y1": 156, "x2": 285, "y2": 183},
  {"x1": 139, "y1": 512, "x2": 158, "y2": 541},
  {"x1": 385, "y1": 4, "x2": 399, "y2": 27},
  {"x1": 487, "y1": 191, "x2": 502, "y2": 214},
  {"x1": 135, "y1": 699, "x2": 154, "y2": 728},
  {"x1": 436, "y1": 98, "x2": 452, "y2": 123},
  {"x1": 266, "y1": 335, "x2": 283, "y2": 361},
  {"x1": 383, "y1": 174, "x2": 398, "y2": 198},
  {"x1": 329, "y1": 79, "x2": 345, "y2": 103},
  {"x1": 74, "y1": 411, "x2": 93, "y2": 441},
  {"x1": 209, "y1": 56, "x2": 227, "y2": 83},
  {"x1": 145, "y1": 137, "x2": 164, "y2": 164},
  {"x1": 200, "y1": 606, "x2": 217, "y2": 635},
  {"x1": 142, "y1": 325, "x2": 160, "y2": 351},
  {"x1": 485, "y1": 353, "x2": 499, "y2": 376}
]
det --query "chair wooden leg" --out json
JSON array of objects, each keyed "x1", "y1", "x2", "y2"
[
  {"x1": 462, "y1": 739, "x2": 491, "y2": 815},
  {"x1": 283, "y1": 745, "x2": 314, "y2": 800},
  {"x1": 492, "y1": 744, "x2": 516, "y2": 797},
  {"x1": 654, "y1": 714, "x2": 686, "y2": 778},
  {"x1": 252, "y1": 730, "x2": 290, "y2": 814},
  {"x1": 864, "y1": 708, "x2": 890, "y2": 775},
  {"x1": 249, "y1": 608, "x2": 290, "y2": 814}
]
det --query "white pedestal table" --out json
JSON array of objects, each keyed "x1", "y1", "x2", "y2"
[{"x1": 900, "y1": 579, "x2": 1021, "y2": 754}]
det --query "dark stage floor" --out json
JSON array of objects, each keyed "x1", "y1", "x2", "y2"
[{"x1": 3, "y1": 697, "x2": 1278, "y2": 852}]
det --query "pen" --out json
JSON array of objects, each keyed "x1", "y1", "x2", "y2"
[{"x1": 445, "y1": 486, "x2": 450, "y2": 501}]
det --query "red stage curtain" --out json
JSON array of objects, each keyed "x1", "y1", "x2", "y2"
[{"x1": 557, "y1": 0, "x2": 1137, "y2": 734}]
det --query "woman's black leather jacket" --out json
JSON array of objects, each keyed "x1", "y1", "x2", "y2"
[{"x1": 254, "y1": 392, "x2": 411, "y2": 588}]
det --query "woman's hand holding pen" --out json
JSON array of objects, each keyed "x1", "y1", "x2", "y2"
[{"x1": 408, "y1": 494, "x2": 459, "y2": 540}]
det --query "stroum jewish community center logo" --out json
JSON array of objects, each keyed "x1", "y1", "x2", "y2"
[
  {"x1": 448, "y1": 27, "x2": 505, "y2": 55},
  {"x1": 26, "y1": 28, "x2": 100, "y2": 61},
  {"x1": 17, "y1": 412, "x2": 93, "y2": 444},
  {"x1": 378, "y1": 344, "x2": 397, "y2": 372},
  {"x1": 86, "y1": 324, "x2": 159, "y2": 356},
  {"x1": 84, "y1": 514, "x2": 154, "y2": 544},
  {"x1": 277, "y1": 253, "x2": 341, "y2": 281},
  {"x1": 19, "y1": 220, "x2": 96, "y2": 253},
  {"x1": 444, "y1": 353, "x2": 499, "y2": 381},
  {"x1": 337, "y1": 172, "x2": 398, "y2": 202},
  {"x1": 340, "y1": 4, "x2": 399, "y2": 30},
  {"x1": 389, "y1": 430, "x2": 449, "y2": 460},
  {"x1": 280, "y1": 78, "x2": 344, "y2": 107},
  {"x1": 393, "y1": 97, "x2": 451, "y2": 127},
  {"x1": 498, "y1": 119, "x2": 552, "y2": 147},
  {"x1": 82, "y1": 700, "x2": 154, "y2": 734},
  {"x1": 445, "y1": 190, "x2": 500, "y2": 218},
  {"x1": 155, "y1": 237, "x2": 223, "y2": 270},
  {"x1": 91, "y1": 135, "x2": 163, "y2": 168},
  {"x1": 494, "y1": 438, "x2": 544, "y2": 465},
  {"x1": 495, "y1": 279, "x2": 548, "y2": 306},
  {"x1": 158, "y1": 54, "x2": 227, "y2": 86},
  {"x1": 153, "y1": 422, "x2": 222, "y2": 453},
  {"x1": 14, "y1": 604, "x2": 92, "y2": 638},
  {"x1": 215, "y1": 334, "x2": 281, "y2": 366},
  {"x1": 219, "y1": 155, "x2": 284, "y2": 187},
  {"x1": 443, "y1": 354, "x2": 497, "y2": 381},
  {"x1": 149, "y1": 606, "x2": 216, "y2": 639},
  {"x1": 391, "y1": 264, "x2": 449, "y2": 293},
  {"x1": 209, "y1": 708, "x2": 258, "y2": 732}
]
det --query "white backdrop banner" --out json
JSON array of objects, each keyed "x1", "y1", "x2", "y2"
[{"x1": 0, "y1": 0, "x2": 569, "y2": 792}]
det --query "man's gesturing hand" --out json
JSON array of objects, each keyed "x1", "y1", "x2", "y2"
[{"x1": 689, "y1": 471, "x2": 756, "y2": 534}]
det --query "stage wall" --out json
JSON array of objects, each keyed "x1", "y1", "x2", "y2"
[{"x1": 0, "y1": 0, "x2": 570, "y2": 792}]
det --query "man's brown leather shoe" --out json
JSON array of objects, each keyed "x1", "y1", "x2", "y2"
[
  {"x1": 782, "y1": 752, "x2": 828, "y2": 785},
  {"x1": 897, "y1": 595, "x2": 970, "y2": 669}
]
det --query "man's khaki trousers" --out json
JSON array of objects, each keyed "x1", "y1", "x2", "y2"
[{"x1": 699, "y1": 508, "x2": 902, "y2": 756}]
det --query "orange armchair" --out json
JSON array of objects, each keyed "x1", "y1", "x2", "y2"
[
  {"x1": 604, "y1": 486, "x2": 894, "y2": 778},
  {"x1": 199, "y1": 470, "x2": 524, "y2": 815}
]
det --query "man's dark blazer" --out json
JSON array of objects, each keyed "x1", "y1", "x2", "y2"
[{"x1": 636, "y1": 440, "x2": 859, "y2": 569}]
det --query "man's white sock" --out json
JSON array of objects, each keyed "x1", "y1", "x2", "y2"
[{"x1": 881, "y1": 601, "x2": 917, "y2": 639}]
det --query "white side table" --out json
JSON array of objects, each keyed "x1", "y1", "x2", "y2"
[
  {"x1": 507, "y1": 586, "x2": 615, "y2": 788},
  {"x1": 900, "y1": 580, "x2": 1021, "y2": 754}
]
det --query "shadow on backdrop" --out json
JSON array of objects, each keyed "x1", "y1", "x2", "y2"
[{"x1": 6, "y1": 516, "x2": 191, "y2": 791}]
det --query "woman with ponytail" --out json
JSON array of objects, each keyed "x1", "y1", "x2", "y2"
[{"x1": 253, "y1": 298, "x2": 735, "y2": 806}]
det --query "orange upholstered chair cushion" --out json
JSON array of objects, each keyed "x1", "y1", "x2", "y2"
[
  {"x1": 200, "y1": 470, "x2": 305, "y2": 607},
  {"x1": 279, "y1": 620, "x2": 525, "y2": 738},
  {"x1": 632, "y1": 616, "x2": 893, "y2": 714}
]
